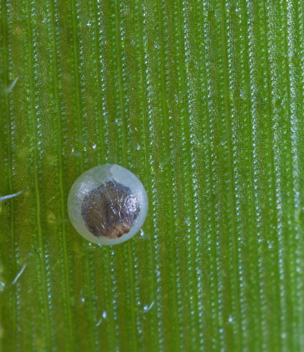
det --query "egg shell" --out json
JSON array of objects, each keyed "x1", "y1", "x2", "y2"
[{"x1": 68, "y1": 164, "x2": 148, "y2": 245}]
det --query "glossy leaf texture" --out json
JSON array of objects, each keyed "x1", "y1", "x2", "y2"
[{"x1": 1, "y1": 1, "x2": 304, "y2": 351}]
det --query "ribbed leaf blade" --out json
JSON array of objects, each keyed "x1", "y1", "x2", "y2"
[{"x1": 1, "y1": 1, "x2": 304, "y2": 351}]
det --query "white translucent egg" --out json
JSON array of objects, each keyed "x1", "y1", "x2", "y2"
[{"x1": 67, "y1": 164, "x2": 148, "y2": 245}]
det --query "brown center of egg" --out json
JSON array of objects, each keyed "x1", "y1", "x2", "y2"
[{"x1": 81, "y1": 180, "x2": 140, "y2": 239}]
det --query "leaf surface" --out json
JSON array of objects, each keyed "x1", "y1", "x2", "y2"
[{"x1": 1, "y1": 1, "x2": 304, "y2": 351}]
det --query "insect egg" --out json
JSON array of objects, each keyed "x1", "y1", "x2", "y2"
[{"x1": 67, "y1": 164, "x2": 148, "y2": 245}]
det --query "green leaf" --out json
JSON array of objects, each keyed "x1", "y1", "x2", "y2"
[{"x1": 1, "y1": 0, "x2": 304, "y2": 351}]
